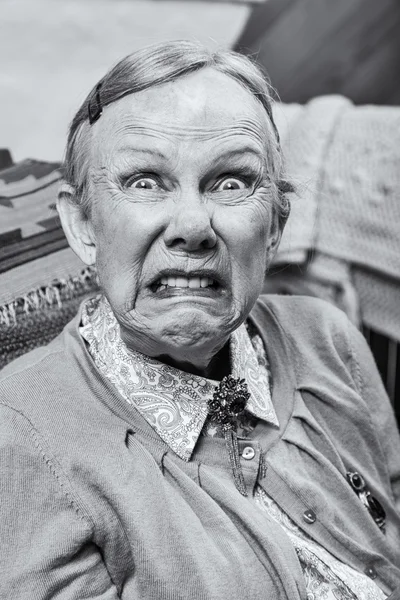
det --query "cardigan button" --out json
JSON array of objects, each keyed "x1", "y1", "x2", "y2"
[
  {"x1": 364, "y1": 566, "x2": 377, "y2": 579},
  {"x1": 242, "y1": 446, "x2": 255, "y2": 460},
  {"x1": 303, "y1": 509, "x2": 316, "y2": 524}
]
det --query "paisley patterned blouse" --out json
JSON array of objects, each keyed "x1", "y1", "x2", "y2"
[{"x1": 80, "y1": 294, "x2": 386, "y2": 600}]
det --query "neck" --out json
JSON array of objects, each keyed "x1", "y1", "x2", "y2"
[{"x1": 155, "y1": 341, "x2": 231, "y2": 381}]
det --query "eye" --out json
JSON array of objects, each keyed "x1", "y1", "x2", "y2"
[
  {"x1": 127, "y1": 176, "x2": 159, "y2": 190},
  {"x1": 215, "y1": 177, "x2": 247, "y2": 191}
]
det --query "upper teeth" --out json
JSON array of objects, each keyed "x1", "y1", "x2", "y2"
[{"x1": 160, "y1": 276, "x2": 214, "y2": 288}]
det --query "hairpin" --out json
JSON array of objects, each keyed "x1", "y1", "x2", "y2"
[
  {"x1": 208, "y1": 375, "x2": 250, "y2": 496},
  {"x1": 88, "y1": 82, "x2": 103, "y2": 125},
  {"x1": 277, "y1": 179, "x2": 295, "y2": 195}
]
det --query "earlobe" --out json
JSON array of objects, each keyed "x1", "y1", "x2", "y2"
[{"x1": 57, "y1": 183, "x2": 96, "y2": 266}]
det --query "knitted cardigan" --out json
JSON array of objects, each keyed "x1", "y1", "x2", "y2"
[{"x1": 1, "y1": 295, "x2": 400, "y2": 599}]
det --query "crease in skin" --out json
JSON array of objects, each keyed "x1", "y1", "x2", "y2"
[
  {"x1": 89, "y1": 155, "x2": 275, "y2": 219},
  {"x1": 95, "y1": 128, "x2": 280, "y2": 186},
  {"x1": 112, "y1": 117, "x2": 272, "y2": 145},
  {"x1": 107, "y1": 149, "x2": 269, "y2": 186},
  {"x1": 92, "y1": 166, "x2": 273, "y2": 211},
  {"x1": 91, "y1": 126, "x2": 272, "y2": 197}
]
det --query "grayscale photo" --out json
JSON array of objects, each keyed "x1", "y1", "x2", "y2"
[{"x1": 0, "y1": 0, "x2": 400, "y2": 598}]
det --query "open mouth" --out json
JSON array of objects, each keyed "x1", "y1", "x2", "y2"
[{"x1": 150, "y1": 273, "x2": 221, "y2": 294}]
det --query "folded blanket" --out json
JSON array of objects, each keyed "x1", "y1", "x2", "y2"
[
  {"x1": 273, "y1": 95, "x2": 352, "y2": 262},
  {"x1": 275, "y1": 97, "x2": 400, "y2": 280},
  {"x1": 317, "y1": 104, "x2": 400, "y2": 279}
]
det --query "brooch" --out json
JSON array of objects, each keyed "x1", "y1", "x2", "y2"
[
  {"x1": 208, "y1": 375, "x2": 250, "y2": 496},
  {"x1": 346, "y1": 471, "x2": 386, "y2": 532}
]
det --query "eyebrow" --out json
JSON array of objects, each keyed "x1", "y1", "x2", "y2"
[
  {"x1": 115, "y1": 147, "x2": 168, "y2": 160},
  {"x1": 211, "y1": 147, "x2": 265, "y2": 163}
]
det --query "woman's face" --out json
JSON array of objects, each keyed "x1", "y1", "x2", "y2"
[{"x1": 69, "y1": 68, "x2": 281, "y2": 370}]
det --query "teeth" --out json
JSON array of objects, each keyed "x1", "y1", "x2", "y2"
[
  {"x1": 175, "y1": 277, "x2": 189, "y2": 288},
  {"x1": 158, "y1": 276, "x2": 215, "y2": 289},
  {"x1": 188, "y1": 277, "x2": 201, "y2": 289}
]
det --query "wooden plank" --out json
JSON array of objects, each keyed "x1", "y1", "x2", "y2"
[
  {"x1": 235, "y1": 0, "x2": 296, "y2": 51},
  {"x1": 306, "y1": 0, "x2": 397, "y2": 91},
  {"x1": 343, "y1": 36, "x2": 400, "y2": 104},
  {"x1": 341, "y1": 5, "x2": 400, "y2": 103},
  {"x1": 270, "y1": 0, "x2": 399, "y2": 103},
  {"x1": 251, "y1": 0, "x2": 365, "y2": 92},
  {"x1": 242, "y1": 0, "x2": 400, "y2": 104},
  {"x1": 308, "y1": 13, "x2": 400, "y2": 105},
  {"x1": 153, "y1": 0, "x2": 265, "y2": 3}
]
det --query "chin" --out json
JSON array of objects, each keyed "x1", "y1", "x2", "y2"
[
  {"x1": 120, "y1": 295, "x2": 247, "y2": 360},
  {"x1": 157, "y1": 307, "x2": 225, "y2": 347}
]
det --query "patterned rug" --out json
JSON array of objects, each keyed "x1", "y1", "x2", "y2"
[{"x1": 0, "y1": 154, "x2": 99, "y2": 368}]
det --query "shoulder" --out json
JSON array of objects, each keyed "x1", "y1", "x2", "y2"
[
  {"x1": 254, "y1": 293, "x2": 351, "y2": 340},
  {"x1": 0, "y1": 315, "x2": 83, "y2": 417},
  {"x1": 252, "y1": 294, "x2": 355, "y2": 379},
  {"x1": 1, "y1": 332, "x2": 65, "y2": 379}
]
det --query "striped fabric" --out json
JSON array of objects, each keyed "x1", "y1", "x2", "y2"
[{"x1": 0, "y1": 154, "x2": 99, "y2": 368}]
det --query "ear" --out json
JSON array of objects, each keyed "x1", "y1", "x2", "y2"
[
  {"x1": 57, "y1": 183, "x2": 96, "y2": 266},
  {"x1": 266, "y1": 207, "x2": 282, "y2": 257}
]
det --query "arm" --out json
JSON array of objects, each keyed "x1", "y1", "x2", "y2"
[
  {"x1": 347, "y1": 322, "x2": 400, "y2": 512},
  {"x1": 0, "y1": 404, "x2": 120, "y2": 599}
]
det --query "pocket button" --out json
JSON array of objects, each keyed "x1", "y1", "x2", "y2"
[
  {"x1": 303, "y1": 509, "x2": 316, "y2": 524},
  {"x1": 364, "y1": 566, "x2": 377, "y2": 579}
]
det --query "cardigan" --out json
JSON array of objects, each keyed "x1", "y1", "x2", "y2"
[
  {"x1": 80, "y1": 293, "x2": 387, "y2": 600},
  {"x1": 1, "y1": 294, "x2": 400, "y2": 599}
]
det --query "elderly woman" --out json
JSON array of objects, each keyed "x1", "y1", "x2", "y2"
[{"x1": 1, "y1": 41, "x2": 400, "y2": 600}]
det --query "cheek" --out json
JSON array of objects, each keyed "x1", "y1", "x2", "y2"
[
  {"x1": 91, "y1": 200, "x2": 162, "y2": 305},
  {"x1": 212, "y1": 201, "x2": 272, "y2": 307},
  {"x1": 219, "y1": 198, "x2": 273, "y2": 268}
]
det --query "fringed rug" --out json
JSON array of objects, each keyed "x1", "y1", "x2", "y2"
[{"x1": 0, "y1": 267, "x2": 99, "y2": 369}]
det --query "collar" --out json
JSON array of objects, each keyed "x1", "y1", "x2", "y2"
[{"x1": 80, "y1": 295, "x2": 279, "y2": 460}]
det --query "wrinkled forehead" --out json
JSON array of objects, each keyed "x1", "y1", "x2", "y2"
[{"x1": 89, "y1": 68, "x2": 274, "y2": 166}]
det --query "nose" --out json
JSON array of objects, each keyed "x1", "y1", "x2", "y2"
[{"x1": 163, "y1": 194, "x2": 217, "y2": 252}]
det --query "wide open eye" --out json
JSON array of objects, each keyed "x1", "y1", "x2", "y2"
[
  {"x1": 127, "y1": 176, "x2": 159, "y2": 190},
  {"x1": 215, "y1": 177, "x2": 247, "y2": 191}
]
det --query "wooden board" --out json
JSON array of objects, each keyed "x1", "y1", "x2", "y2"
[{"x1": 236, "y1": 0, "x2": 400, "y2": 105}]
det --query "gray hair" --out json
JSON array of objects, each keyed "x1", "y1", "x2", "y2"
[{"x1": 63, "y1": 40, "x2": 292, "y2": 226}]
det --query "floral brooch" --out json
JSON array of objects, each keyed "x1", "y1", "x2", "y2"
[{"x1": 208, "y1": 375, "x2": 250, "y2": 496}]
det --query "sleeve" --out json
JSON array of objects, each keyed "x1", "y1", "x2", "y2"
[
  {"x1": 0, "y1": 404, "x2": 120, "y2": 600},
  {"x1": 347, "y1": 321, "x2": 400, "y2": 512}
]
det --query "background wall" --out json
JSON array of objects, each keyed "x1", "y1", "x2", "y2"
[
  {"x1": 0, "y1": 0, "x2": 250, "y2": 162},
  {"x1": 1, "y1": 0, "x2": 399, "y2": 162}
]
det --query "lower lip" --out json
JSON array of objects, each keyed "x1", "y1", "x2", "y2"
[{"x1": 150, "y1": 286, "x2": 223, "y2": 300}]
